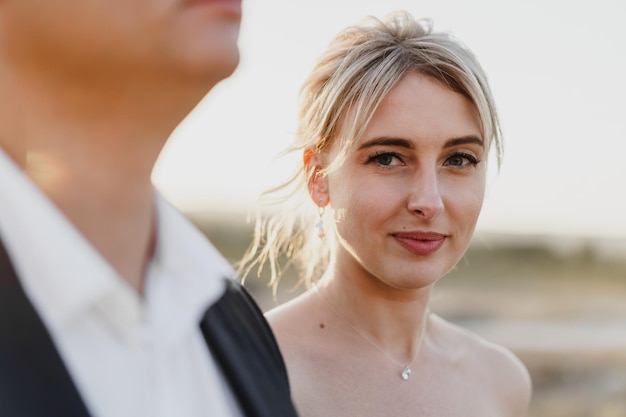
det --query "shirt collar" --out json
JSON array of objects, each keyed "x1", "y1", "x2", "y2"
[
  {"x1": 0, "y1": 148, "x2": 230, "y2": 345},
  {"x1": 0, "y1": 148, "x2": 141, "y2": 334},
  {"x1": 143, "y1": 193, "x2": 231, "y2": 345}
]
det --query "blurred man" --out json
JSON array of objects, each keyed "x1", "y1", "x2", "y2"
[{"x1": 0, "y1": 1, "x2": 297, "y2": 416}]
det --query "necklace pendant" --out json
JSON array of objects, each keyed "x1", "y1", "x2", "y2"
[{"x1": 401, "y1": 366, "x2": 411, "y2": 381}]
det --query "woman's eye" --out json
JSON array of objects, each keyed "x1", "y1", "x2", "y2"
[
  {"x1": 368, "y1": 152, "x2": 402, "y2": 166},
  {"x1": 446, "y1": 152, "x2": 479, "y2": 167}
]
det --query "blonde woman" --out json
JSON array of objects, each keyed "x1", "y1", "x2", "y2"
[{"x1": 241, "y1": 10, "x2": 531, "y2": 417}]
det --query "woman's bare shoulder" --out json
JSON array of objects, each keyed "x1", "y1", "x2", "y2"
[
  {"x1": 264, "y1": 289, "x2": 319, "y2": 342},
  {"x1": 430, "y1": 313, "x2": 532, "y2": 416}
]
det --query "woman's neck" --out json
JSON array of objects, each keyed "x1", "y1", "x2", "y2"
[{"x1": 315, "y1": 271, "x2": 432, "y2": 365}]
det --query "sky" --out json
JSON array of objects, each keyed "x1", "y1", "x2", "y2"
[{"x1": 153, "y1": 0, "x2": 626, "y2": 242}]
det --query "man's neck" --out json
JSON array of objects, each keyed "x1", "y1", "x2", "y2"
[{"x1": 0, "y1": 71, "x2": 208, "y2": 292}]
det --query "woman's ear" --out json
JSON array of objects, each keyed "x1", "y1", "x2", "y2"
[{"x1": 303, "y1": 148, "x2": 330, "y2": 207}]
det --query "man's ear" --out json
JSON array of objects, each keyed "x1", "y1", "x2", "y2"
[{"x1": 303, "y1": 148, "x2": 329, "y2": 207}]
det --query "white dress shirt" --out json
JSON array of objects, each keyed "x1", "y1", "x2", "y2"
[{"x1": 0, "y1": 149, "x2": 243, "y2": 417}]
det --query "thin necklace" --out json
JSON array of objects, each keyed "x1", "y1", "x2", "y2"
[{"x1": 314, "y1": 284, "x2": 428, "y2": 381}]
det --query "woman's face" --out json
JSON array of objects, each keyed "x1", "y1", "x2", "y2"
[
  {"x1": 0, "y1": 0, "x2": 242, "y2": 82},
  {"x1": 320, "y1": 72, "x2": 486, "y2": 290}
]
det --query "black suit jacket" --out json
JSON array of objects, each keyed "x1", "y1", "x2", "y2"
[{"x1": 0, "y1": 241, "x2": 298, "y2": 417}]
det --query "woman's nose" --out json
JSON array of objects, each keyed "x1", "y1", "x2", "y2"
[{"x1": 406, "y1": 170, "x2": 444, "y2": 220}]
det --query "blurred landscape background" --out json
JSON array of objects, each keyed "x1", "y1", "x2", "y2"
[{"x1": 188, "y1": 210, "x2": 626, "y2": 417}]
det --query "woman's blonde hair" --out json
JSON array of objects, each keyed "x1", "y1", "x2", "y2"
[{"x1": 237, "y1": 10, "x2": 502, "y2": 292}]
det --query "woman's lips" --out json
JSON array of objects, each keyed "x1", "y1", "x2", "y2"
[{"x1": 392, "y1": 232, "x2": 446, "y2": 256}]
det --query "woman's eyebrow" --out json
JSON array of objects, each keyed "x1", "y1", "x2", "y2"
[
  {"x1": 357, "y1": 135, "x2": 483, "y2": 151},
  {"x1": 357, "y1": 137, "x2": 415, "y2": 150},
  {"x1": 444, "y1": 136, "x2": 484, "y2": 149}
]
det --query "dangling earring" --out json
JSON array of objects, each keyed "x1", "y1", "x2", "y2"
[{"x1": 315, "y1": 200, "x2": 326, "y2": 239}]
